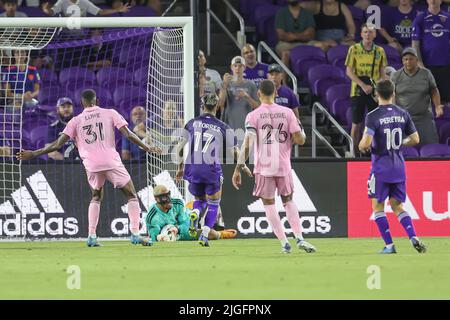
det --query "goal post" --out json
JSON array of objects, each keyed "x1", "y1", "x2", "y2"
[{"x1": 0, "y1": 17, "x2": 195, "y2": 218}]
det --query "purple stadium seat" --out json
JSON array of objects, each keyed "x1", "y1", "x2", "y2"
[
  {"x1": 74, "y1": 86, "x2": 114, "y2": 108},
  {"x1": 133, "y1": 67, "x2": 149, "y2": 86},
  {"x1": 290, "y1": 45, "x2": 327, "y2": 80},
  {"x1": 420, "y1": 143, "x2": 450, "y2": 157},
  {"x1": 308, "y1": 64, "x2": 345, "y2": 96},
  {"x1": 347, "y1": 5, "x2": 364, "y2": 41},
  {"x1": 264, "y1": 16, "x2": 278, "y2": 48},
  {"x1": 38, "y1": 85, "x2": 72, "y2": 106},
  {"x1": 254, "y1": 5, "x2": 281, "y2": 39},
  {"x1": 325, "y1": 83, "x2": 351, "y2": 107},
  {"x1": 401, "y1": 146, "x2": 419, "y2": 158},
  {"x1": 29, "y1": 125, "x2": 49, "y2": 144},
  {"x1": 332, "y1": 98, "x2": 350, "y2": 126},
  {"x1": 117, "y1": 45, "x2": 150, "y2": 68},
  {"x1": 96, "y1": 67, "x2": 134, "y2": 91},
  {"x1": 58, "y1": 67, "x2": 96, "y2": 89},
  {"x1": 123, "y1": 6, "x2": 157, "y2": 17},
  {"x1": 113, "y1": 86, "x2": 147, "y2": 106},
  {"x1": 327, "y1": 45, "x2": 350, "y2": 64},
  {"x1": 38, "y1": 69, "x2": 58, "y2": 84},
  {"x1": 327, "y1": 45, "x2": 349, "y2": 72},
  {"x1": 19, "y1": 7, "x2": 47, "y2": 17},
  {"x1": 438, "y1": 122, "x2": 450, "y2": 144},
  {"x1": 380, "y1": 44, "x2": 401, "y2": 65}
]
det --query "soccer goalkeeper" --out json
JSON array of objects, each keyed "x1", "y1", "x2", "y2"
[{"x1": 146, "y1": 185, "x2": 236, "y2": 242}]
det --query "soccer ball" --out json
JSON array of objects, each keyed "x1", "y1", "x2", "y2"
[{"x1": 159, "y1": 224, "x2": 178, "y2": 242}]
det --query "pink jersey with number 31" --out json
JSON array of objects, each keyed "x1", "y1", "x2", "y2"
[
  {"x1": 63, "y1": 106, "x2": 128, "y2": 172},
  {"x1": 245, "y1": 103, "x2": 300, "y2": 177}
]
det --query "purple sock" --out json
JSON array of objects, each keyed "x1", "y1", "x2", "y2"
[
  {"x1": 204, "y1": 199, "x2": 220, "y2": 228},
  {"x1": 193, "y1": 200, "x2": 207, "y2": 226},
  {"x1": 398, "y1": 211, "x2": 417, "y2": 239},
  {"x1": 374, "y1": 211, "x2": 393, "y2": 245}
]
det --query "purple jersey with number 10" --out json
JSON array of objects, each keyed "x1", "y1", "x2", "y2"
[
  {"x1": 183, "y1": 113, "x2": 236, "y2": 184},
  {"x1": 365, "y1": 104, "x2": 417, "y2": 183}
]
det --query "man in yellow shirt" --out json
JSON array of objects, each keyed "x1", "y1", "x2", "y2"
[{"x1": 345, "y1": 23, "x2": 388, "y2": 155}]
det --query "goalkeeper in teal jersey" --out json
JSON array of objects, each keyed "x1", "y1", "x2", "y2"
[{"x1": 146, "y1": 185, "x2": 237, "y2": 242}]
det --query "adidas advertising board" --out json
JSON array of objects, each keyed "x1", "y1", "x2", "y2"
[{"x1": 220, "y1": 162, "x2": 348, "y2": 238}]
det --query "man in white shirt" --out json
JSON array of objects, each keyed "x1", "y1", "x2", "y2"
[{"x1": 42, "y1": 0, "x2": 130, "y2": 17}]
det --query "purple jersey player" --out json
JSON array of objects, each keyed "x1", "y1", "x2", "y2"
[
  {"x1": 359, "y1": 79, "x2": 427, "y2": 254},
  {"x1": 175, "y1": 93, "x2": 251, "y2": 247}
]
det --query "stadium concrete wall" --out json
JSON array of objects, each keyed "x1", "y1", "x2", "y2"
[{"x1": 0, "y1": 160, "x2": 449, "y2": 239}]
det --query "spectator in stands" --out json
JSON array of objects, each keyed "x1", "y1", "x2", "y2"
[
  {"x1": 121, "y1": 106, "x2": 148, "y2": 160},
  {"x1": 198, "y1": 50, "x2": 222, "y2": 95},
  {"x1": 241, "y1": 44, "x2": 269, "y2": 87},
  {"x1": 391, "y1": 47, "x2": 444, "y2": 145},
  {"x1": 218, "y1": 56, "x2": 259, "y2": 131},
  {"x1": 42, "y1": 0, "x2": 130, "y2": 17},
  {"x1": 412, "y1": 0, "x2": 450, "y2": 105},
  {"x1": 144, "y1": 99, "x2": 183, "y2": 155},
  {"x1": 301, "y1": 0, "x2": 356, "y2": 48},
  {"x1": 3, "y1": 49, "x2": 41, "y2": 109},
  {"x1": 0, "y1": 0, "x2": 27, "y2": 17},
  {"x1": 47, "y1": 97, "x2": 79, "y2": 160},
  {"x1": 345, "y1": 23, "x2": 387, "y2": 156},
  {"x1": 267, "y1": 63, "x2": 300, "y2": 119},
  {"x1": 378, "y1": 0, "x2": 417, "y2": 53},
  {"x1": 275, "y1": 0, "x2": 321, "y2": 70}
]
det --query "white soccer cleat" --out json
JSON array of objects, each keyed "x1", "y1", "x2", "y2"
[{"x1": 296, "y1": 239, "x2": 316, "y2": 253}]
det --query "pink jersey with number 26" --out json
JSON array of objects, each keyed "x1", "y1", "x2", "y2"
[
  {"x1": 245, "y1": 103, "x2": 300, "y2": 177},
  {"x1": 63, "y1": 106, "x2": 128, "y2": 172}
]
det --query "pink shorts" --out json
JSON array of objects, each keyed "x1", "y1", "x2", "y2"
[
  {"x1": 253, "y1": 173, "x2": 294, "y2": 199},
  {"x1": 86, "y1": 165, "x2": 131, "y2": 190}
]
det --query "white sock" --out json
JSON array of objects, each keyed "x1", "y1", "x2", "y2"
[
  {"x1": 202, "y1": 226, "x2": 210, "y2": 238},
  {"x1": 295, "y1": 233, "x2": 304, "y2": 241},
  {"x1": 281, "y1": 238, "x2": 289, "y2": 247},
  {"x1": 89, "y1": 233, "x2": 97, "y2": 238},
  {"x1": 386, "y1": 243, "x2": 394, "y2": 249}
]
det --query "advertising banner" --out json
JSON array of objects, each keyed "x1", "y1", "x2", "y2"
[
  {"x1": 347, "y1": 161, "x2": 450, "y2": 238},
  {"x1": 220, "y1": 162, "x2": 348, "y2": 238}
]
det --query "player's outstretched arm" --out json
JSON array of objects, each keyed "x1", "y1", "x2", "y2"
[
  {"x1": 119, "y1": 126, "x2": 161, "y2": 154},
  {"x1": 16, "y1": 134, "x2": 70, "y2": 161}
]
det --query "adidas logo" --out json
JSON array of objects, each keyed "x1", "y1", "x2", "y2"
[{"x1": 0, "y1": 170, "x2": 78, "y2": 237}]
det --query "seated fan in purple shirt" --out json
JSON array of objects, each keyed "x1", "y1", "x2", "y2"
[
  {"x1": 358, "y1": 79, "x2": 427, "y2": 254},
  {"x1": 241, "y1": 44, "x2": 269, "y2": 88},
  {"x1": 267, "y1": 63, "x2": 301, "y2": 119}
]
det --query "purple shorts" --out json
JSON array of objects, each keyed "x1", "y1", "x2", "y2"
[
  {"x1": 188, "y1": 176, "x2": 223, "y2": 197},
  {"x1": 368, "y1": 173, "x2": 406, "y2": 203}
]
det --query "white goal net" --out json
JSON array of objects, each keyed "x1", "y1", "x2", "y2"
[{"x1": 0, "y1": 18, "x2": 194, "y2": 239}]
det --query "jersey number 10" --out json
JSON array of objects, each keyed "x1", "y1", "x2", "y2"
[{"x1": 384, "y1": 128, "x2": 402, "y2": 150}]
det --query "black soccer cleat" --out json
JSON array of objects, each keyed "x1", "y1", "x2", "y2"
[{"x1": 411, "y1": 237, "x2": 427, "y2": 253}]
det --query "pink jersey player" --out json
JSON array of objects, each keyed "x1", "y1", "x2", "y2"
[
  {"x1": 17, "y1": 89, "x2": 161, "y2": 247},
  {"x1": 232, "y1": 79, "x2": 316, "y2": 254}
]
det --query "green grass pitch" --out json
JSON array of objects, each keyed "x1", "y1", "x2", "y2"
[{"x1": 1, "y1": 237, "x2": 449, "y2": 299}]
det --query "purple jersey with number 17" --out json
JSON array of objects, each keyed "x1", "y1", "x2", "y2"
[
  {"x1": 364, "y1": 104, "x2": 417, "y2": 183},
  {"x1": 183, "y1": 113, "x2": 236, "y2": 184},
  {"x1": 245, "y1": 103, "x2": 300, "y2": 177}
]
